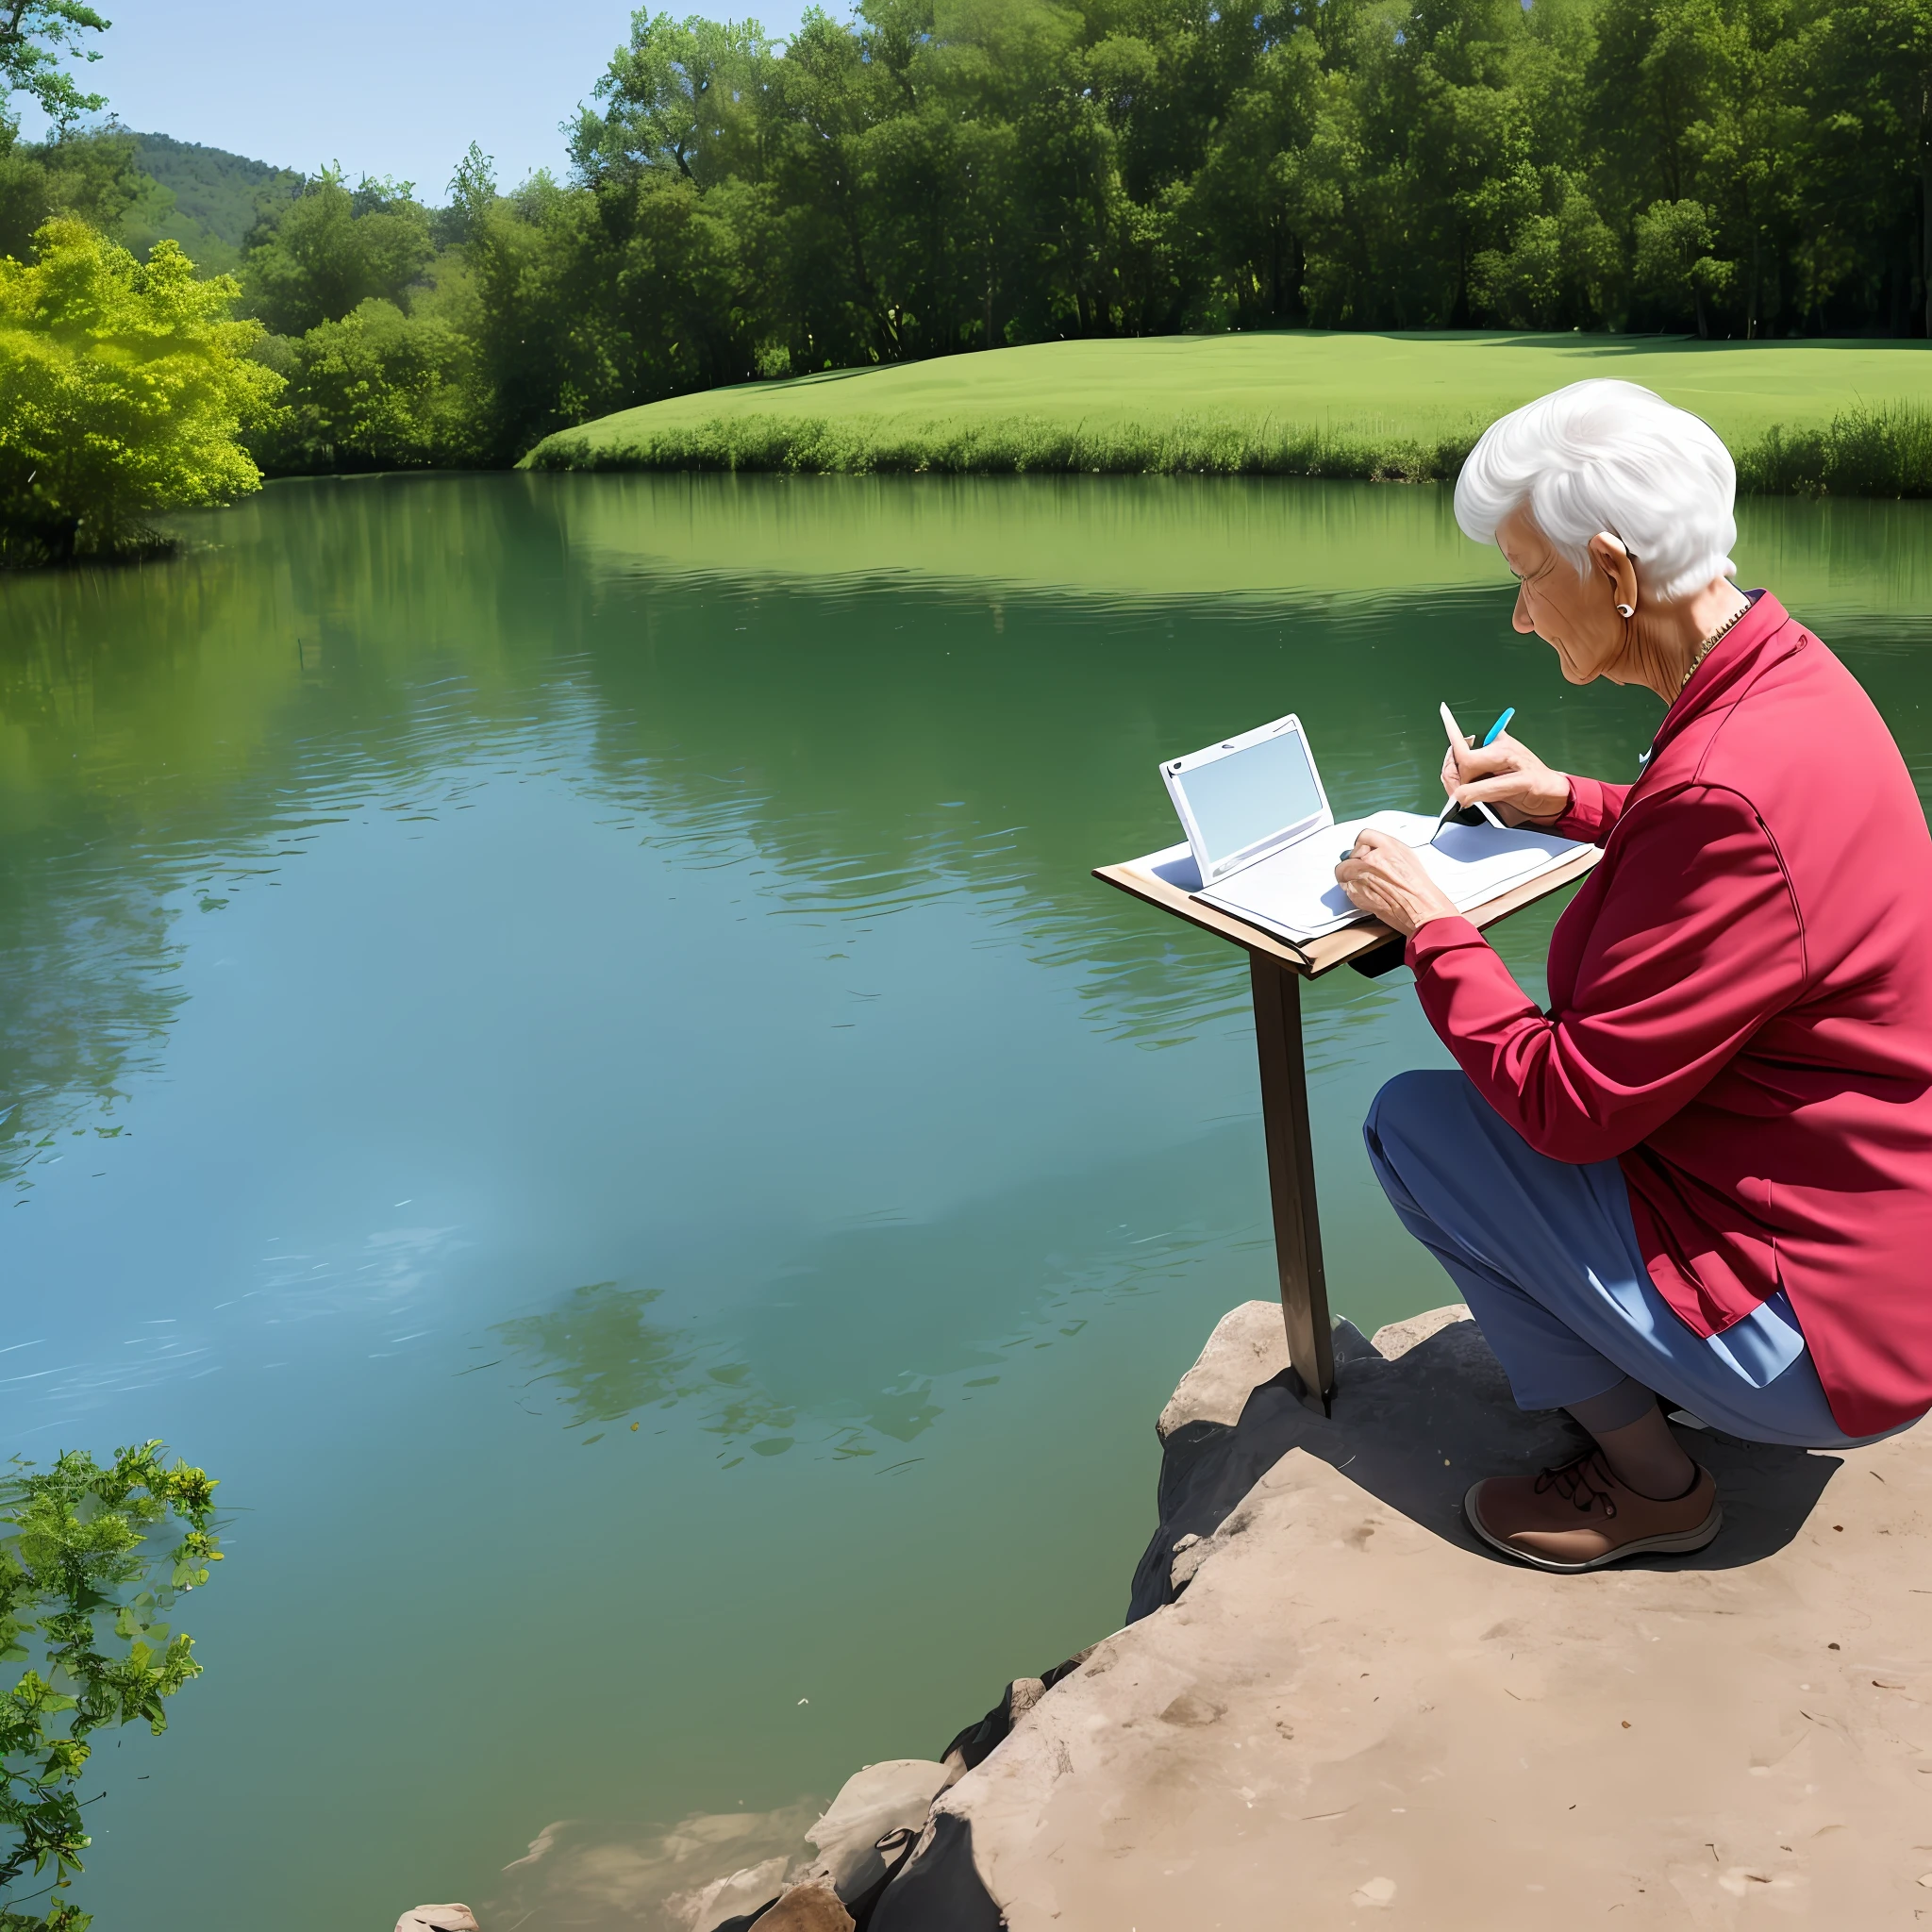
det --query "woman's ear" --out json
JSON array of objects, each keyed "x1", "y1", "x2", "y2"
[{"x1": 1587, "y1": 530, "x2": 1639, "y2": 616}]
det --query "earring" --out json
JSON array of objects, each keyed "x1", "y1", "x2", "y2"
[{"x1": 1616, "y1": 604, "x2": 1634, "y2": 618}]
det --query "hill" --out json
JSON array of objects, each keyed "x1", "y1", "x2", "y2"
[
  {"x1": 123, "y1": 131, "x2": 302, "y2": 274},
  {"x1": 129, "y1": 132, "x2": 300, "y2": 249},
  {"x1": 522, "y1": 333, "x2": 1932, "y2": 492}
]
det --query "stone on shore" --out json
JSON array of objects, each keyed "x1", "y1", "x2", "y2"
[
  {"x1": 1157, "y1": 1297, "x2": 1291, "y2": 1437},
  {"x1": 800, "y1": 1758, "x2": 951, "y2": 1899},
  {"x1": 1368, "y1": 1300, "x2": 1471, "y2": 1358},
  {"x1": 677, "y1": 1856, "x2": 791, "y2": 1930},
  {"x1": 755, "y1": 1882, "x2": 855, "y2": 1930},
  {"x1": 486, "y1": 1805, "x2": 821, "y2": 1931},
  {"x1": 916, "y1": 1300, "x2": 1932, "y2": 1927}
]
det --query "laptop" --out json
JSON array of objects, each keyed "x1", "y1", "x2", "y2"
[{"x1": 1160, "y1": 711, "x2": 1583, "y2": 944}]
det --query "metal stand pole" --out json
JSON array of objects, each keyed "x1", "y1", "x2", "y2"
[{"x1": 1248, "y1": 952, "x2": 1335, "y2": 1408}]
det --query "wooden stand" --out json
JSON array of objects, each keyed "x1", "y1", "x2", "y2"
[{"x1": 1095, "y1": 841, "x2": 1600, "y2": 1407}]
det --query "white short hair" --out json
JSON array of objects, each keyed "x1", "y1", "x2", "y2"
[{"x1": 1454, "y1": 379, "x2": 1738, "y2": 603}]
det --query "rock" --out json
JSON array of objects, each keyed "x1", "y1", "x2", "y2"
[
  {"x1": 937, "y1": 1648, "x2": 1094, "y2": 1785},
  {"x1": 1156, "y1": 1299, "x2": 1289, "y2": 1439},
  {"x1": 1128, "y1": 1314, "x2": 1381, "y2": 1622},
  {"x1": 489, "y1": 1784, "x2": 933, "y2": 1932},
  {"x1": 1370, "y1": 1300, "x2": 1471, "y2": 1358},
  {"x1": 1166, "y1": 1532, "x2": 1210, "y2": 1593},
  {"x1": 680, "y1": 1857, "x2": 791, "y2": 1931},
  {"x1": 1004, "y1": 1676, "x2": 1044, "y2": 1724},
  {"x1": 756, "y1": 1881, "x2": 854, "y2": 1930},
  {"x1": 486, "y1": 1806, "x2": 820, "y2": 1932},
  {"x1": 800, "y1": 1758, "x2": 951, "y2": 1900},
  {"x1": 395, "y1": 1909, "x2": 478, "y2": 1932},
  {"x1": 930, "y1": 1300, "x2": 1932, "y2": 1928}
]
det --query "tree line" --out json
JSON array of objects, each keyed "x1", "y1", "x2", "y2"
[
  {"x1": 5, "y1": 0, "x2": 1932, "y2": 550},
  {"x1": 229, "y1": 0, "x2": 1932, "y2": 469}
]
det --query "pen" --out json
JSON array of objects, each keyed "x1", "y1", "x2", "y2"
[
  {"x1": 1434, "y1": 705, "x2": 1515, "y2": 829},
  {"x1": 1436, "y1": 702, "x2": 1472, "y2": 830},
  {"x1": 1343, "y1": 706, "x2": 1517, "y2": 858}
]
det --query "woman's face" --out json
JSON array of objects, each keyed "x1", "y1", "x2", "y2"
[{"x1": 1497, "y1": 507, "x2": 1628, "y2": 685}]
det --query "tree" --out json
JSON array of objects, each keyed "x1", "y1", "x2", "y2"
[
  {"x1": 572, "y1": 10, "x2": 770, "y2": 186},
  {"x1": 0, "y1": 218, "x2": 283, "y2": 565},
  {"x1": 1188, "y1": 37, "x2": 1324, "y2": 328},
  {"x1": 0, "y1": 1441, "x2": 223, "y2": 1932},
  {"x1": 1473, "y1": 171, "x2": 1624, "y2": 327},
  {"x1": 241, "y1": 170, "x2": 435, "y2": 336},
  {"x1": 1633, "y1": 195, "x2": 1733, "y2": 333},
  {"x1": 0, "y1": 124, "x2": 141, "y2": 263},
  {"x1": 0, "y1": 0, "x2": 108, "y2": 128},
  {"x1": 434, "y1": 142, "x2": 496, "y2": 248},
  {"x1": 262, "y1": 296, "x2": 482, "y2": 471},
  {"x1": 1806, "y1": 0, "x2": 1932, "y2": 336}
]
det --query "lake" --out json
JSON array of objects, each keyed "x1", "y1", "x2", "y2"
[{"x1": 2, "y1": 476, "x2": 1928, "y2": 1930}]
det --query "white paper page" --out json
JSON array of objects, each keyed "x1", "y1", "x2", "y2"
[{"x1": 1198, "y1": 812, "x2": 1580, "y2": 942}]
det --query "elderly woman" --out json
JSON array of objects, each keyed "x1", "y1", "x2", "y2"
[{"x1": 1336, "y1": 379, "x2": 1932, "y2": 1573}]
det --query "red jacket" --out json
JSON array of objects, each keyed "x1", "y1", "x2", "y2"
[{"x1": 1407, "y1": 592, "x2": 1932, "y2": 1437}]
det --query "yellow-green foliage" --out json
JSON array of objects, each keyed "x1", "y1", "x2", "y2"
[{"x1": 0, "y1": 218, "x2": 283, "y2": 566}]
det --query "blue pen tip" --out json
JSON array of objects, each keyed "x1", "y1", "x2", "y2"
[{"x1": 1482, "y1": 707, "x2": 1516, "y2": 747}]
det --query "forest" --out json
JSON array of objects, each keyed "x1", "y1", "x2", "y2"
[{"x1": 5, "y1": 0, "x2": 1932, "y2": 476}]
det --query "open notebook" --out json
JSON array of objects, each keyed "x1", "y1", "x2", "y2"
[{"x1": 1159, "y1": 711, "x2": 1585, "y2": 945}]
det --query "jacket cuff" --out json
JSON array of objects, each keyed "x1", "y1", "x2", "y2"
[
  {"x1": 1404, "y1": 914, "x2": 1487, "y2": 972},
  {"x1": 1554, "y1": 776, "x2": 1611, "y2": 844}
]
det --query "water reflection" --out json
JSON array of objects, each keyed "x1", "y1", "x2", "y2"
[
  {"x1": 493, "y1": 1283, "x2": 797, "y2": 1457},
  {"x1": 489, "y1": 1119, "x2": 1276, "y2": 1460},
  {"x1": 496, "y1": 1283, "x2": 695, "y2": 1420},
  {"x1": 735, "y1": 1121, "x2": 1269, "y2": 1436},
  {"x1": 0, "y1": 864, "x2": 182, "y2": 1199},
  {"x1": 535, "y1": 471, "x2": 1932, "y2": 612}
]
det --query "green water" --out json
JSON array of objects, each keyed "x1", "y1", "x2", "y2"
[{"x1": 2, "y1": 476, "x2": 1927, "y2": 1930}]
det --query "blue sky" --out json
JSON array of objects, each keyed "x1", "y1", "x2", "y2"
[{"x1": 22, "y1": 0, "x2": 821, "y2": 195}]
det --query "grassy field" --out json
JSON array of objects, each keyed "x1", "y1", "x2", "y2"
[{"x1": 522, "y1": 332, "x2": 1932, "y2": 491}]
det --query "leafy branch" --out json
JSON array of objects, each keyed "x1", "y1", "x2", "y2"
[
  {"x1": 0, "y1": 1444, "x2": 223, "y2": 1932},
  {"x1": 0, "y1": 0, "x2": 110, "y2": 127}
]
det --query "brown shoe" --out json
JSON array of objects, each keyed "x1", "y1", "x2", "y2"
[{"x1": 1464, "y1": 1449, "x2": 1722, "y2": 1573}]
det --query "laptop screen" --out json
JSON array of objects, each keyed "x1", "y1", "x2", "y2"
[{"x1": 1180, "y1": 724, "x2": 1325, "y2": 871}]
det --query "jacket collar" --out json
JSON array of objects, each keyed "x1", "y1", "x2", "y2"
[{"x1": 1640, "y1": 590, "x2": 1798, "y2": 771}]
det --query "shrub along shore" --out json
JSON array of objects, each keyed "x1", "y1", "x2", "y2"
[{"x1": 522, "y1": 334, "x2": 1932, "y2": 495}]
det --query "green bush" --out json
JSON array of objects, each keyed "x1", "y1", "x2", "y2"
[
  {"x1": 0, "y1": 218, "x2": 282, "y2": 566},
  {"x1": 528, "y1": 394, "x2": 1932, "y2": 498},
  {"x1": 523, "y1": 411, "x2": 1482, "y2": 480},
  {"x1": 1736, "y1": 408, "x2": 1932, "y2": 498}
]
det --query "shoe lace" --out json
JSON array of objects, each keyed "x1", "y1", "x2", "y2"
[{"x1": 1533, "y1": 1451, "x2": 1619, "y2": 1519}]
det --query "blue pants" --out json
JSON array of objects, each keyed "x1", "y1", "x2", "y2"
[{"x1": 1363, "y1": 1069, "x2": 1888, "y2": 1450}]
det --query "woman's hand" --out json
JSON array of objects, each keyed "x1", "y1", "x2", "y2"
[
  {"x1": 1335, "y1": 829, "x2": 1460, "y2": 939},
  {"x1": 1440, "y1": 730, "x2": 1572, "y2": 826}
]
